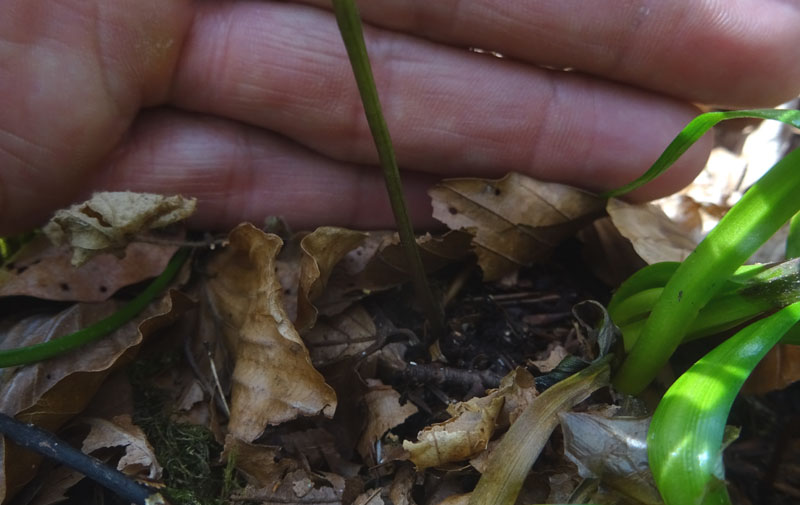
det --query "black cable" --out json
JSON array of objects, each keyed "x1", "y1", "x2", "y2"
[{"x1": 0, "y1": 413, "x2": 165, "y2": 505}]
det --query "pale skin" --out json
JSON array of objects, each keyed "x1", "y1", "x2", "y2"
[{"x1": 2, "y1": 0, "x2": 800, "y2": 236}]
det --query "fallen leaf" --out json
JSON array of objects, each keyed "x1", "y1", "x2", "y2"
[
  {"x1": 606, "y1": 198, "x2": 697, "y2": 264},
  {"x1": 388, "y1": 463, "x2": 417, "y2": 505},
  {"x1": 0, "y1": 235, "x2": 178, "y2": 302},
  {"x1": 314, "y1": 231, "x2": 472, "y2": 317},
  {"x1": 80, "y1": 415, "x2": 162, "y2": 480},
  {"x1": 204, "y1": 224, "x2": 336, "y2": 442},
  {"x1": 559, "y1": 411, "x2": 662, "y2": 505},
  {"x1": 430, "y1": 173, "x2": 605, "y2": 280},
  {"x1": 304, "y1": 305, "x2": 377, "y2": 367},
  {"x1": 295, "y1": 227, "x2": 367, "y2": 332},
  {"x1": 0, "y1": 289, "x2": 192, "y2": 501},
  {"x1": 403, "y1": 394, "x2": 503, "y2": 470},
  {"x1": 222, "y1": 435, "x2": 295, "y2": 487},
  {"x1": 28, "y1": 463, "x2": 86, "y2": 505},
  {"x1": 357, "y1": 380, "x2": 419, "y2": 465},
  {"x1": 232, "y1": 468, "x2": 344, "y2": 504},
  {"x1": 353, "y1": 489, "x2": 385, "y2": 505},
  {"x1": 742, "y1": 344, "x2": 800, "y2": 394},
  {"x1": 44, "y1": 192, "x2": 195, "y2": 266}
]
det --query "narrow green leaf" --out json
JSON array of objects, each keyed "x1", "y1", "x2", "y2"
[
  {"x1": 602, "y1": 109, "x2": 800, "y2": 199},
  {"x1": 648, "y1": 302, "x2": 800, "y2": 505}
]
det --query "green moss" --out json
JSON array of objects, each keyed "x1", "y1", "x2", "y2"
[{"x1": 130, "y1": 354, "x2": 240, "y2": 505}]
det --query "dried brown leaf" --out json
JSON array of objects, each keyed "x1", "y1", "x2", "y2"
[
  {"x1": 606, "y1": 198, "x2": 697, "y2": 264},
  {"x1": 312, "y1": 230, "x2": 472, "y2": 317},
  {"x1": 742, "y1": 344, "x2": 800, "y2": 394},
  {"x1": 357, "y1": 380, "x2": 419, "y2": 465},
  {"x1": 0, "y1": 290, "x2": 192, "y2": 501},
  {"x1": 295, "y1": 227, "x2": 367, "y2": 332},
  {"x1": 80, "y1": 415, "x2": 162, "y2": 480},
  {"x1": 304, "y1": 305, "x2": 377, "y2": 367},
  {"x1": 232, "y1": 468, "x2": 344, "y2": 504},
  {"x1": 559, "y1": 411, "x2": 661, "y2": 505},
  {"x1": 28, "y1": 464, "x2": 86, "y2": 505},
  {"x1": 403, "y1": 394, "x2": 503, "y2": 470},
  {"x1": 0, "y1": 235, "x2": 178, "y2": 302},
  {"x1": 44, "y1": 192, "x2": 195, "y2": 266},
  {"x1": 222, "y1": 435, "x2": 295, "y2": 487},
  {"x1": 430, "y1": 173, "x2": 604, "y2": 280},
  {"x1": 204, "y1": 224, "x2": 335, "y2": 442}
]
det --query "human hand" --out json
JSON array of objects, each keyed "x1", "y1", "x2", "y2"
[{"x1": 2, "y1": 0, "x2": 799, "y2": 235}]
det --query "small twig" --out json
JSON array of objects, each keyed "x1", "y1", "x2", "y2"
[{"x1": 0, "y1": 413, "x2": 165, "y2": 505}]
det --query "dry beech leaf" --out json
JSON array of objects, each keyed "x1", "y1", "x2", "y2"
[
  {"x1": 232, "y1": 468, "x2": 345, "y2": 504},
  {"x1": 0, "y1": 290, "x2": 192, "y2": 502},
  {"x1": 403, "y1": 394, "x2": 504, "y2": 470},
  {"x1": 204, "y1": 224, "x2": 335, "y2": 442},
  {"x1": 304, "y1": 305, "x2": 377, "y2": 367},
  {"x1": 80, "y1": 415, "x2": 162, "y2": 480},
  {"x1": 0, "y1": 235, "x2": 178, "y2": 302},
  {"x1": 606, "y1": 198, "x2": 697, "y2": 264},
  {"x1": 295, "y1": 227, "x2": 367, "y2": 332},
  {"x1": 430, "y1": 173, "x2": 605, "y2": 280},
  {"x1": 357, "y1": 380, "x2": 419, "y2": 465},
  {"x1": 222, "y1": 435, "x2": 296, "y2": 487},
  {"x1": 44, "y1": 192, "x2": 195, "y2": 266},
  {"x1": 314, "y1": 231, "x2": 472, "y2": 317},
  {"x1": 559, "y1": 411, "x2": 661, "y2": 505},
  {"x1": 388, "y1": 463, "x2": 417, "y2": 505},
  {"x1": 27, "y1": 464, "x2": 86, "y2": 505},
  {"x1": 353, "y1": 489, "x2": 385, "y2": 505}
]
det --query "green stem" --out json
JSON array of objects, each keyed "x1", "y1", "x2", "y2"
[
  {"x1": 331, "y1": 0, "x2": 444, "y2": 337},
  {"x1": 0, "y1": 247, "x2": 189, "y2": 368}
]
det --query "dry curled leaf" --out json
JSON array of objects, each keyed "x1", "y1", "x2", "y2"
[
  {"x1": 313, "y1": 230, "x2": 472, "y2": 317},
  {"x1": 204, "y1": 224, "x2": 336, "y2": 442},
  {"x1": 430, "y1": 173, "x2": 605, "y2": 280},
  {"x1": 403, "y1": 394, "x2": 503, "y2": 470},
  {"x1": 0, "y1": 235, "x2": 178, "y2": 302},
  {"x1": 0, "y1": 290, "x2": 192, "y2": 502},
  {"x1": 44, "y1": 192, "x2": 195, "y2": 266},
  {"x1": 357, "y1": 380, "x2": 419, "y2": 465},
  {"x1": 81, "y1": 415, "x2": 162, "y2": 480},
  {"x1": 295, "y1": 227, "x2": 367, "y2": 332}
]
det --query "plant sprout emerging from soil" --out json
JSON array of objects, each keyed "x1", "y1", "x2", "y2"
[{"x1": 605, "y1": 108, "x2": 800, "y2": 505}]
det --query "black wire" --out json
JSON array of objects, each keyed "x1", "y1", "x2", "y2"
[{"x1": 0, "y1": 413, "x2": 164, "y2": 505}]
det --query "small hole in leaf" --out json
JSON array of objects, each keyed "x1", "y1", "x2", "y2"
[
  {"x1": 99, "y1": 286, "x2": 108, "y2": 293},
  {"x1": 59, "y1": 283, "x2": 70, "y2": 291},
  {"x1": 448, "y1": 207, "x2": 458, "y2": 215},
  {"x1": 284, "y1": 288, "x2": 291, "y2": 295},
  {"x1": 15, "y1": 266, "x2": 27, "y2": 275},
  {"x1": 493, "y1": 187, "x2": 501, "y2": 196}
]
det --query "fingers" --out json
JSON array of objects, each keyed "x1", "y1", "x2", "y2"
[
  {"x1": 170, "y1": 1, "x2": 710, "y2": 202},
  {"x1": 0, "y1": 0, "x2": 191, "y2": 233},
  {"x1": 296, "y1": 0, "x2": 800, "y2": 107},
  {"x1": 88, "y1": 110, "x2": 440, "y2": 231}
]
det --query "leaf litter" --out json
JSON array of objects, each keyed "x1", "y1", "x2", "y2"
[{"x1": 1, "y1": 114, "x2": 799, "y2": 505}]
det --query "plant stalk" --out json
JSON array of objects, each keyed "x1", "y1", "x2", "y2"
[{"x1": 331, "y1": 0, "x2": 444, "y2": 337}]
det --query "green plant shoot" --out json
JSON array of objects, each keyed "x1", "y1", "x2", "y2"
[{"x1": 648, "y1": 301, "x2": 800, "y2": 505}]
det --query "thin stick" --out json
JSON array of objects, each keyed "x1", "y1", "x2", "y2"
[{"x1": 0, "y1": 413, "x2": 164, "y2": 505}]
